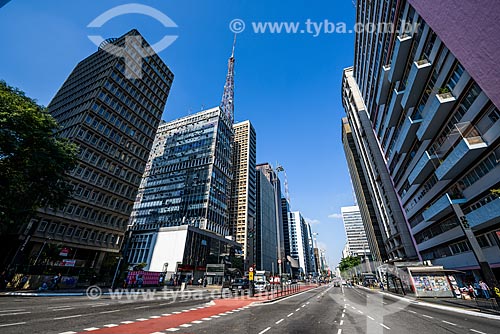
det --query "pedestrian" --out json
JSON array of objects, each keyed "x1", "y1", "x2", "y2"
[
  {"x1": 468, "y1": 283, "x2": 476, "y2": 299},
  {"x1": 123, "y1": 276, "x2": 129, "y2": 289},
  {"x1": 479, "y1": 280, "x2": 491, "y2": 299},
  {"x1": 473, "y1": 281, "x2": 482, "y2": 298},
  {"x1": 379, "y1": 281, "x2": 384, "y2": 291},
  {"x1": 52, "y1": 273, "x2": 62, "y2": 290},
  {"x1": 130, "y1": 275, "x2": 136, "y2": 288},
  {"x1": 203, "y1": 277, "x2": 207, "y2": 287}
]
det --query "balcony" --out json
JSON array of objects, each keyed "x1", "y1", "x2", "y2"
[
  {"x1": 401, "y1": 59, "x2": 432, "y2": 109},
  {"x1": 388, "y1": 35, "x2": 413, "y2": 83},
  {"x1": 385, "y1": 86, "x2": 405, "y2": 128},
  {"x1": 422, "y1": 193, "x2": 466, "y2": 222},
  {"x1": 466, "y1": 197, "x2": 500, "y2": 229},
  {"x1": 394, "y1": 113, "x2": 422, "y2": 154},
  {"x1": 376, "y1": 65, "x2": 391, "y2": 105},
  {"x1": 408, "y1": 151, "x2": 439, "y2": 185},
  {"x1": 417, "y1": 92, "x2": 456, "y2": 140},
  {"x1": 435, "y1": 123, "x2": 488, "y2": 180}
]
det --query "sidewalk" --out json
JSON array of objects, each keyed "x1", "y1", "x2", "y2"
[{"x1": 358, "y1": 285, "x2": 500, "y2": 315}]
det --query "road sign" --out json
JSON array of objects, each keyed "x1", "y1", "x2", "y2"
[
  {"x1": 249, "y1": 272, "x2": 254, "y2": 281},
  {"x1": 249, "y1": 267, "x2": 254, "y2": 272}
]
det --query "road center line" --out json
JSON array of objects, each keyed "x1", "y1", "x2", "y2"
[
  {"x1": 422, "y1": 314, "x2": 433, "y2": 319},
  {"x1": 53, "y1": 314, "x2": 83, "y2": 320},
  {"x1": 441, "y1": 320, "x2": 457, "y2": 326},
  {"x1": 0, "y1": 309, "x2": 25, "y2": 313},
  {"x1": 337, "y1": 329, "x2": 342, "y2": 334},
  {"x1": 296, "y1": 308, "x2": 301, "y2": 311},
  {"x1": 368, "y1": 316, "x2": 375, "y2": 320},
  {"x1": 0, "y1": 311, "x2": 31, "y2": 316},
  {"x1": 470, "y1": 330, "x2": 486, "y2": 334},
  {"x1": 99, "y1": 310, "x2": 120, "y2": 314},
  {"x1": 287, "y1": 312, "x2": 294, "y2": 317},
  {"x1": 379, "y1": 323, "x2": 391, "y2": 329},
  {"x1": 134, "y1": 306, "x2": 150, "y2": 309},
  {"x1": 0, "y1": 322, "x2": 27, "y2": 327},
  {"x1": 340, "y1": 320, "x2": 344, "y2": 325},
  {"x1": 276, "y1": 319, "x2": 284, "y2": 324},
  {"x1": 258, "y1": 327, "x2": 271, "y2": 334}
]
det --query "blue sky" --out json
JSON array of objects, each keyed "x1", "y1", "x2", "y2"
[{"x1": 0, "y1": 0, "x2": 358, "y2": 269}]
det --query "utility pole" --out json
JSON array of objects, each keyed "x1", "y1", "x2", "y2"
[{"x1": 452, "y1": 203, "x2": 499, "y2": 305}]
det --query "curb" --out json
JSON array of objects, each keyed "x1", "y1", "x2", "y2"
[{"x1": 357, "y1": 285, "x2": 500, "y2": 320}]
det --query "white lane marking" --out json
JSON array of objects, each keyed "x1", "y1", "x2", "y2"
[
  {"x1": 422, "y1": 314, "x2": 433, "y2": 319},
  {"x1": 99, "y1": 309, "x2": 120, "y2": 314},
  {"x1": 83, "y1": 328, "x2": 99, "y2": 331},
  {"x1": 91, "y1": 303, "x2": 109, "y2": 307},
  {"x1": 295, "y1": 308, "x2": 301, "y2": 311},
  {"x1": 382, "y1": 302, "x2": 388, "y2": 305},
  {"x1": 150, "y1": 315, "x2": 161, "y2": 319},
  {"x1": 0, "y1": 311, "x2": 31, "y2": 316},
  {"x1": 103, "y1": 324, "x2": 118, "y2": 328},
  {"x1": 0, "y1": 309, "x2": 25, "y2": 313},
  {"x1": 337, "y1": 329, "x2": 342, "y2": 334},
  {"x1": 379, "y1": 323, "x2": 391, "y2": 329},
  {"x1": 166, "y1": 329, "x2": 179, "y2": 332},
  {"x1": 342, "y1": 313, "x2": 345, "y2": 318},
  {"x1": 136, "y1": 318, "x2": 148, "y2": 321},
  {"x1": 190, "y1": 308, "x2": 198, "y2": 311},
  {"x1": 306, "y1": 302, "x2": 310, "y2": 305},
  {"x1": 182, "y1": 309, "x2": 190, "y2": 312},
  {"x1": 120, "y1": 321, "x2": 134, "y2": 324},
  {"x1": 162, "y1": 313, "x2": 171, "y2": 316},
  {"x1": 408, "y1": 310, "x2": 417, "y2": 314},
  {"x1": 351, "y1": 306, "x2": 356, "y2": 310},
  {"x1": 191, "y1": 320, "x2": 203, "y2": 324},
  {"x1": 134, "y1": 306, "x2": 150, "y2": 309},
  {"x1": 58, "y1": 332, "x2": 77, "y2": 334},
  {"x1": 211, "y1": 315, "x2": 221, "y2": 318},
  {"x1": 358, "y1": 310, "x2": 364, "y2": 314},
  {"x1": 201, "y1": 317, "x2": 212, "y2": 321},
  {"x1": 340, "y1": 320, "x2": 344, "y2": 325},
  {"x1": 226, "y1": 311, "x2": 234, "y2": 314},
  {"x1": 301, "y1": 304, "x2": 306, "y2": 308},
  {"x1": 368, "y1": 316, "x2": 375, "y2": 320},
  {"x1": 48, "y1": 305, "x2": 72, "y2": 309},
  {"x1": 0, "y1": 322, "x2": 27, "y2": 327},
  {"x1": 172, "y1": 311, "x2": 182, "y2": 314},
  {"x1": 151, "y1": 332, "x2": 165, "y2": 334},
  {"x1": 441, "y1": 320, "x2": 457, "y2": 326},
  {"x1": 276, "y1": 319, "x2": 284, "y2": 324},
  {"x1": 287, "y1": 312, "x2": 294, "y2": 317},
  {"x1": 470, "y1": 330, "x2": 487, "y2": 334},
  {"x1": 258, "y1": 327, "x2": 271, "y2": 334},
  {"x1": 53, "y1": 314, "x2": 82, "y2": 320},
  {"x1": 179, "y1": 324, "x2": 192, "y2": 328},
  {"x1": 158, "y1": 303, "x2": 170, "y2": 306}
]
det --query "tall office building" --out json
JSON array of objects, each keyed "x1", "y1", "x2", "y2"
[
  {"x1": 288, "y1": 211, "x2": 315, "y2": 277},
  {"x1": 342, "y1": 117, "x2": 388, "y2": 263},
  {"x1": 343, "y1": 0, "x2": 500, "y2": 280},
  {"x1": 341, "y1": 206, "x2": 371, "y2": 259},
  {"x1": 281, "y1": 198, "x2": 293, "y2": 269},
  {"x1": 255, "y1": 166, "x2": 278, "y2": 272},
  {"x1": 256, "y1": 163, "x2": 286, "y2": 271},
  {"x1": 229, "y1": 120, "x2": 257, "y2": 267},
  {"x1": 21, "y1": 29, "x2": 174, "y2": 271},
  {"x1": 126, "y1": 39, "x2": 238, "y2": 277}
]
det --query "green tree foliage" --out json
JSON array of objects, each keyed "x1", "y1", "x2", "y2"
[
  {"x1": 338, "y1": 256, "x2": 361, "y2": 272},
  {"x1": 0, "y1": 81, "x2": 78, "y2": 232}
]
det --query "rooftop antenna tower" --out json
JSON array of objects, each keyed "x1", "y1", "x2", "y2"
[{"x1": 220, "y1": 34, "x2": 236, "y2": 123}]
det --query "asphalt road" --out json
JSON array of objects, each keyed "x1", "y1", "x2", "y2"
[
  {"x1": 0, "y1": 289, "x2": 216, "y2": 334},
  {"x1": 1, "y1": 285, "x2": 499, "y2": 333}
]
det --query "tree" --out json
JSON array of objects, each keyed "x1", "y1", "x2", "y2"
[
  {"x1": 338, "y1": 256, "x2": 361, "y2": 272},
  {"x1": 0, "y1": 81, "x2": 78, "y2": 233}
]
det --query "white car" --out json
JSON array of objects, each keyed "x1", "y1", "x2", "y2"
[{"x1": 254, "y1": 280, "x2": 271, "y2": 292}]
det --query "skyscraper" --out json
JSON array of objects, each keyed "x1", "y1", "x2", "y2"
[
  {"x1": 126, "y1": 38, "x2": 238, "y2": 277},
  {"x1": 341, "y1": 206, "x2": 371, "y2": 260},
  {"x1": 342, "y1": 117, "x2": 388, "y2": 263},
  {"x1": 255, "y1": 166, "x2": 278, "y2": 272},
  {"x1": 25, "y1": 29, "x2": 173, "y2": 272},
  {"x1": 343, "y1": 0, "x2": 500, "y2": 282},
  {"x1": 288, "y1": 211, "x2": 315, "y2": 277},
  {"x1": 229, "y1": 120, "x2": 257, "y2": 268}
]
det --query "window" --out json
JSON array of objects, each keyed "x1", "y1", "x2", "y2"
[
  {"x1": 66, "y1": 226, "x2": 75, "y2": 237},
  {"x1": 38, "y1": 220, "x2": 48, "y2": 232},
  {"x1": 57, "y1": 225, "x2": 67, "y2": 235},
  {"x1": 48, "y1": 223, "x2": 57, "y2": 233},
  {"x1": 446, "y1": 62, "x2": 465, "y2": 91}
]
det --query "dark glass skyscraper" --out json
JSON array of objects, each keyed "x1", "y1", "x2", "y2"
[{"x1": 25, "y1": 29, "x2": 173, "y2": 272}]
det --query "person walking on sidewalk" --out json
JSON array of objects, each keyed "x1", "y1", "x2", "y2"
[{"x1": 479, "y1": 280, "x2": 491, "y2": 299}]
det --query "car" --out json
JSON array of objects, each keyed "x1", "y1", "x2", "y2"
[
  {"x1": 333, "y1": 281, "x2": 341, "y2": 287},
  {"x1": 230, "y1": 278, "x2": 250, "y2": 295},
  {"x1": 254, "y1": 280, "x2": 271, "y2": 292}
]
